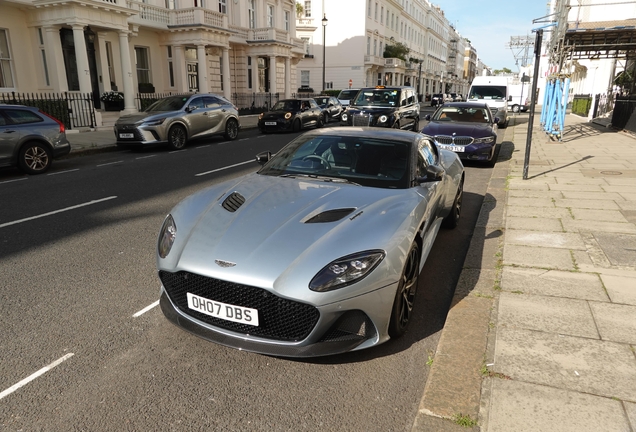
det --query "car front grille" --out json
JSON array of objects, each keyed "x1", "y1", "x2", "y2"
[
  {"x1": 434, "y1": 135, "x2": 474, "y2": 146},
  {"x1": 159, "y1": 270, "x2": 320, "y2": 341},
  {"x1": 352, "y1": 114, "x2": 371, "y2": 127},
  {"x1": 115, "y1": 125, "x2": 144, "y2": 141}
]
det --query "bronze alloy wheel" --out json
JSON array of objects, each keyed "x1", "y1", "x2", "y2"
[
  {"x1": 388, "y1": 241, "x2": 420, "y2": 338},
  {"x1": 19, "y1": 142, "x2": 52, "y2": 174},
  {"x1": 167, "y1": 125, "x2": 187, "y2": 150}
]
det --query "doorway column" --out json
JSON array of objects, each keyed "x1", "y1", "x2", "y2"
[
  {"x1": 43, "y1": 26, "x2": 67, "y2": 92},
  {"x1": 118, "y1": 30, "x2": 137, "y2": 114},
  {"x1": 71, "y1": 25, "x2": 92, "y2": 95},
  {"x1": 197, "y1": 45, "x2": 208, "y2": 93},
  {"x1": 222, "y1": 48, "x2": 231, "y2": 99},
  {"x1": 269, "y1": 55, "x2": 277, "y2": 94},
  {"x1": 173, "y1": 45, "x2": 188, "y2": 92},
  {"x1": 96, "y1": 32, "x2": 111, "y2": 93},
  {"x1": 284, "y1": 56, "x2": 291, "y2": 98}
]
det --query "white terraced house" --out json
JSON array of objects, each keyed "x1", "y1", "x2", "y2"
[{"x1": 0, "y1": 0, "x2": 306, "y2": 126}]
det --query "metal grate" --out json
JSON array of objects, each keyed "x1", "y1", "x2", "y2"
[
  {"x1": 352, "y1": 114, "x2": 371, "y2": 127},
  {"x1": 222, "y1": 192, "x2": 245, "y2": 212},
  {"x1": 159, "y1": 271, "x2": 320, "y2": 341}
]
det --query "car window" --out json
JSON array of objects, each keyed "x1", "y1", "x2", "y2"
[
  {"x1": 406, "y1": 90, "x2": 415, "y2": 105},
  {"x1": 352, "y1": 89, "x2": 398, "y2": 107},
  {"x1": 203, "y1": 96, "x2": 222, "y2": 107},
  {"x1": 0, "y1": 113, "x2": 7, "y2": 126},
  {"x1": 309, "y1": 100, "x2": 319, "y2": 108},
  {"x1": 416, "y1": 152, "x2": 428, "y2": 178},
  {"x1": 145, "y1": 96, "x2": 188, "y2": 112},
  {"x1": 338, "y1": 90, "x2": 359, "y2": 100},
  {"x1": 3, "y1": 109, "x2": 44, "y2": 125},
  {"x1": 188, "y1": 97, "x2": 205, "y2": 110}
]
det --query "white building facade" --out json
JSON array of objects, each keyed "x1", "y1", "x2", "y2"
[
  {"x1": 0, "y1": 0, "x2": 306, "y2": 117},
  {"x1": 295, "y1": 0, "x2": 470, "y2": 98}
]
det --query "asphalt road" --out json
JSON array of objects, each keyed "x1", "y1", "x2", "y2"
[{"x1": 0, "y1": 120, "x2": 498, "y2": 431}]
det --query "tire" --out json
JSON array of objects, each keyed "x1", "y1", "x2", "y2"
[
  {"x1": 292, "y1": 118, "x2": 302, "y2": 132},
  {"x1": 392, "y1": 121, "x2": 400, "y2": 129},
  {"x1": 412, "y1": 118, "x2": 420, "y2": 132},
  {"x1": 485, "y1": 144, "x2": 500, "y2": 168},
  {"x1": 18, "y1": 141, "x2": 52, "y2": 174},
  {"x1": 224, "y1": 118, "x2": 239, "y2": 140},
  {"x1": 512, "y1": 105, "x2": 520, "y2": 113},
  {"x1": 388, "y1": 241, "x2": 420, "y2": 339},
  {"x1": 317, "y1": 114, "x2": 325, "y2": 128},
  {"x1": 167, "y1": 125, "x2": 187, "y2": 150},
  {"x1": 442, "y1": 177, "x2": 463, "y2": 229}
]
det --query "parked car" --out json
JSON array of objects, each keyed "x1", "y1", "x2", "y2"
[
  {"x1": 430, "y1": 93, "x2": 446, "y2": 107},
  {"x1": 156, "y1": 127, "x2": 464, "y2": 357},
  {"x1": 336, "y1": 89, "x2": 360, "y2": 107},
  {"x1": 312, "y1": 96, "x2": 344, "y2": 123},
  {"x1": 0, "y1": 104, "x2": 70, "y2": 174},
  {"x1": 341, "y1": 86, "x2": 420, "y2": 130},
  {"x1": 258, "y1": 98, "x2": 325, "y2": 133},
  {"x1": 450, "y1": 93, "x2": 463, "y2": 102},
  {"x1": 421, "y1": 102, "x2": 499, "y2": 166},
  {"x1": 114, "y1": 94, "x2": 240, "y2": 150}
]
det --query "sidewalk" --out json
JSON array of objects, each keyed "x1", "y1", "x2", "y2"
[
  {"x1": 64, "y1": 114, "x2": 261, "y2": 154},
  {"x1": 414, "y1": 113, "x2": 636, "y2": 431}
]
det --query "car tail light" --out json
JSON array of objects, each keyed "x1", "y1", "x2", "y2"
[{"x1": 39, "y1": 110, "x2": 65, "y2": 133}]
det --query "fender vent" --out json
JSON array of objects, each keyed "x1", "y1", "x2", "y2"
[
  {"x1": 305, "y1": 208, "x2": 355, "y2": 223},
  {"x1": 222, "y1": 192, "x2": 245, "y2": 212}
]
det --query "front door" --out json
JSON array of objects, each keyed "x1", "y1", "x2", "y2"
[{"x1": 187, "y1": 62, "x2": 199, "y2": 93}]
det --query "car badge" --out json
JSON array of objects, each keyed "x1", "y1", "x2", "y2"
[
  {"x1": 452, "y1": 132, "x2": 456, "y2": 136},
  {"x1": 215, "y1": 259, "x2": 236, "y2": 268}
]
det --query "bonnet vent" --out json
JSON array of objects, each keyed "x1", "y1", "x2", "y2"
[
  {"x1": 305, "y1": 208, "x2": 356, "y2": 223},
  {"x1": 222, "y1": 192, "x2": 245, "y2": 212}
]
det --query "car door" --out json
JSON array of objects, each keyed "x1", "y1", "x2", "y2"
[
  {"x1": 416, "y1": 137, "x2": 445, "y2": 234},
  {"x1": 0, "y1": 110, "x2": 20, "y2": 164},
  {"x1": 201, "y1": 96, "x2": 224, "y2": 134},
  {"x1": 309, "y1": 99, "x2": 322, "y2": 126},
  {"x1": 185, "y1": 96, "x2": 211, "y2": 137},
  {"x1": 401, "y1": 89, "x2": 418, "y2": 128}
]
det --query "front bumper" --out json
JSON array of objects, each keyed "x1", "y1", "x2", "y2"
[
  {"x1": 114, "y1": 124, "x2": 166, "y2": 146},
  {"x1": 258, "y1": 118, "x2": 294, "y2": 132},
  {"x1": 159, "y1": 279, "x2": 397, "y2": 357},
  {"x1": 435, "y1": 141, "x2": 496, "y2": 162}
]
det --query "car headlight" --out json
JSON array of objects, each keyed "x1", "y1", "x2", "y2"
[
  {"x1": 144, "y1": 118, "x2": 166, "y2": 126},
  {"x1": 309, "y1": 250, "x2": 385, "y2": 292},
  {"x1": 158, "y1": 214, "x2": 177, "y2": 259},
  {"x1": 285, "y1": 112, "x2": 292, "y2": 120},
  {"x1": 377, "y1": 115, "x2": 388, "y2": 124},
  {"x1": 341, "y1": 113, "x2": 348, "y2": 121},
  {"x1": 474, "y1": 136, "x2": 495, "y2": 144}
]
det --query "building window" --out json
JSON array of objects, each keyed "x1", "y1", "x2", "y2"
[
  {"x1": 106, "y1": 41, "x2": 116, "y2": 89},
  {"x1": 366, "y1": 36, "x2": 370, "y2": 55},
  {"x1": 380, "y1": 6, "x2": 383, "y2": 24},
  {"x1": 267, "y1": 5, "x2": 274, "y2": 28},
  {"x1": 248, "y1": 0, "x2": 256, "y2": 28},
  {"x1": 300, "y1": 70, "x2": 309, "y2": 87},
  {"x1": 377, "y1": 72, "x2": 382, "y2": 86},
  {"x1": 219, "y1": 55, "x2": 223, "y2": 91},
  {"x1": 374, "y1": 2, "x2": 378, "y2": 20},
  {"x1": 304, "y1": 0, "x2": 311, "y2": 18},
  {"x1": 247, "y1": 56, "x2": 252, "y2": 89},
  {"x1": 37, "y1": 28, "x2": 50, "y2": 87},
  {"x1": 0, "y1": 29, "x2": 15, "y2": 88},
  {"x1": 218, "y1": 0, "x2": 226, "y2": 13},
  {"x1": 301, "y1": 37, "x2": 310, "y2": 55},
  {"x1": 135, "y1": 46, "x2": 151, "y2": 85},
  {"x1": 379, "y1": 41, "x2": 383, "y2": 56},
  {"x1": 167, "y1": 46, "x2": 174, "y2": 87},
  {"x1": 284, "y1": 11, "x2": 290, "y2": 31},
  {"x1": 373, "y1": 39, "x2": 377, "y2": 56},
  {"x1": 165, "y1": 0, "x2": 175, "y2": 9},
  {"x1": 367, "y1": 0, "x2": 371, "y2": 16}
]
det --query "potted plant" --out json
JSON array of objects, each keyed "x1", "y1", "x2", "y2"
[{"x1": 100, "y1": 91, "x2": 124, "y2": 111}]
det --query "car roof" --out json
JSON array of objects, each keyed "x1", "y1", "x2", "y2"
[
  {"x1": 441, "y1": 102, "x2": 490, "y2": 108},
  {"x1": 298, "y1": 126, "x2": 422, "y2": 143},
  {"x1": 0, "y1": 104, "x2": 34, "y2": 109},
  {"x1": 359, "y1": 86, "x2": 415, "y2": 91}
]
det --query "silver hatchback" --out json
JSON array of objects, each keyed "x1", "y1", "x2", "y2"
[{"x1": 114, "y1": 94, "x2": 240, "y2": 150}]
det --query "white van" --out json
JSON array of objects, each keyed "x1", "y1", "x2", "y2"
[{"x1": 467, "y1": 76, "x2": 510, "y2": 127}]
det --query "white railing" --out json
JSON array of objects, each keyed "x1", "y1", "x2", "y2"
[
  {"x1": 385, "y1": 58, "x2": 405, "y2": 68},
  {"x1": 248, "y1": 28, "x2": 289, "y2": 43},
  {"x1": 127, "y1": 0, "x2": 170, "y2": 24},
  {"x1": 229, "y1": 25, "x2": 249, "y2": 40},
  {"x1": 171, "y1": 8, "x2": 195, "y2": 26},
  {"x1": 203, "y1": 9, "x2": 224, "y2": 27}
]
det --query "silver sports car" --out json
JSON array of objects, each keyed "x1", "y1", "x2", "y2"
[{"x1": 157, "y1": 127, "x2": 464, "y2": 357}]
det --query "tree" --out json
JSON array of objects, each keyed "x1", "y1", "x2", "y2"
[
  {"x1": 296, "y1": 2, "x2": 304, "y2": 18},
  {"x1": 383, "y1": 42, "x2": 409, "y2": 61},
  {"x1": 493, "y1": 67, "x2": 513, "y2": 75}
]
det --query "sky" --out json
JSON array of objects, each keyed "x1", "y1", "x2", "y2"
[{"x1": 433, "y1": 1, "x2": 551, "y2": 71}]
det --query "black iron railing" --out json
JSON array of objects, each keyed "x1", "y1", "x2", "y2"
[
  {"x1": 612, "y1": 95, "x2": 636, "y2": 130},
  {"x1": 0, "y1": 91, "x2": 96, "y2": 129}
]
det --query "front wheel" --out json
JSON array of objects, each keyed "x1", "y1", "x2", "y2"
[
  {"x1": 224, "y1": 118, "x2": 239, "y2": 140},
  {"x1": 18, "y1": 142, "x2": 52, "y2": 174},
  {"x1": 292, "y1": 118, "x2": 302, "y2": 132},
  {"x1": 167, "y1": 125, "x2": 187, "y2": 150},
  {"x1": 317, "y1": 114, "x2": 325, "y2": 128},
  {"x1": 442, "y1": 177, "x2": 463, "y2": 229},
  {"x1": 388, "y1": 241, "x2": 420, "y2": 338},
  {"x1": 512, "y1": 105, "x2": 520, "y2": 113},
  {"x1": 412, "y1": 118, "x2": 420, "y2": 132}
]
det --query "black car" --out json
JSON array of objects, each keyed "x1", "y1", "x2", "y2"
[
  {"x1": 430, "y1": 94, "x2": 446, "y2": 107},
  {"x1": 341, "y1": 86, "x2": 420, "y2": 131},
  {"x1": 258, "y1": 98, "x2": 325, "y2": 133},
  {"x1": 0, "y1": 104, "x2": 71, "y2": 174},
  {"x1": 421, "y1": 102, "x2": 499, "y2": 166},
  {"x1": 312, "y1": 96, "x2": 343, "y2": 123}
]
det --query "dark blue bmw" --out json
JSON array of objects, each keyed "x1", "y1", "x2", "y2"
[{"x1": 421, "y1": 102, "x2": 499, "y2": 167}]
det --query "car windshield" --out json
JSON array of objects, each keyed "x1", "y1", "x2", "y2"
[
  {"x1": 313, "y1": 97, "x2": 329, "y2": 106},
  {"x1": 351, "y1": 89, "x2": 399, "y2": 107},
  {"x1": 433, "y1": 107, "x2": 490, "y2": 123},
  {"x1": 258, "y1": 134, "x2": 411, "y2": 189},
  {"x1": 468, "y1": 86, "x2": 506, "y2": 100},
  {"x1": 272, "y1": 100, "x2": 301, "y2": 111},
  {"x1": 338, "y1": 90, "x2": 359, "y2": 100},
  {"x1": 144, "y1": 96, "x2": 189, "y2": 112}
]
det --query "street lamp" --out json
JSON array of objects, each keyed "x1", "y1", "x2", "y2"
[{"x1": 322, "y1": 14, "x2": 328, "y2": 93}]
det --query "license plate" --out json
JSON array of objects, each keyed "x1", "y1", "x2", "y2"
[
  {"x1": 119, "y1": 133, "x2": 134, "y2": 139},
  {"x1": 264, "y1": 121, "x2": 277, "y2": 126},
  {"x1": 187, "y1": 292, "x2": 259, "y2": 326},
  {"x1": 438, "y1": 144, "x2": 465, "y2": 153}
]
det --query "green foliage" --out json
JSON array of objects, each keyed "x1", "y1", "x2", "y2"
[
  {"x1": 572, "y1": 97, "x2": 592, "y2": 116},
  {"x1": 295, "y1": 2, "x2": 303, "y2": 17},
  {"x1": 453, "y1": 414, "x2": 477, "y2": 428},
  {"x1": 383, "y1": 42, "x2": 409, "y2": 61},
  {"x1": 493, "y1": 67, "x2": 513, "y2": 75}
]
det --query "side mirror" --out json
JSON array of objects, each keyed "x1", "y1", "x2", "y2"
[
  {"x1": 255, "y1": 151, "x2": 272, "y2": 165},
  {"x1": 416, "y1": 165, "x2": 444, "y2": 183},
  {"x1": 425, "y1": 114, "x2": 431, "y2": 121},
  {"x1": 508, "y1": 96, "x2": 512, "y2": 102},
  {"x1": 494, "y1": 117, "x2": 500, "y2": 124}
]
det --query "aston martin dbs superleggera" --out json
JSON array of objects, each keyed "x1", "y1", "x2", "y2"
[{"x1": 157, "y1": 127, "x2": 464, "y2": 357}]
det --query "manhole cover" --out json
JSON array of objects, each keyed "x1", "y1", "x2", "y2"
[{"x1": 600, "y1": 171, "x2": 623, "y2": 175}]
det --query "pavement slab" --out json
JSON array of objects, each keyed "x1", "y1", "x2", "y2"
[
  {"x1": 561, "y1": 191, "x2": 627, "y2": 201},
  {"x1": 561, "y1": 219, "x2": 636, "y2": 234},
  {"x1": 500, "y1": 267, "x2": 608, "y2": 301},
  {"x1": 505, "y1": 230, "x2": 586, "y2": 250},
  {"x1": 570, "y1": 208, "x2": 630, "y2": 223},
  {"x1": 589, "y1": 302, "x2": 636, "y2": 345},
  {"x1": 626, "y1": 401, "x2": 636, "y2": 431},
  {"x1": 553, "y1": 198, "x2": 620, "y2": 210},
  {"x1": 498, "y1": 292, "x2": 599, "y2": 339},
  {"x1": 591, "y1": 232, "x2": 636, "y2": 267},
  {"x1": 485, "y1": 379, "x2": 632, "y2": 432},
  {"x1": 503, "y1": 244, "x2": 576, "y2": 270},
  {"x1": 599, "y1": 273, "x2": 636, "y2": 305},
  {"x1": 505, "y1": 216, "x2": 564, "y2": 232},
  {"x1": 506, "y1": 206, "x2": 572, "y2": 219},
  {"x1": 494, "y1": 327, "x2": 636, "y2": 401}
]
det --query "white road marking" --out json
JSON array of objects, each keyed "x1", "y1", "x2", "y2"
[
  {"x1": 97, "y1": 161, "x2": 123, "y2": 167},
  {"x1": 238, "y1": 138, "x2": 249, "y2": 141},
  {"x1": 133, "y1": 300, "x2": 160, "y2": 317},
  {"x1": 0, "y1": 196, "x2": 117, "y2": 229},
  {"x1": 0, "y1": 177, "x2": 28, "y2": 185},
  {"x1": 195, "y1": 160, "x2": 254, "y2": 177},
  {"x1": 135, "y1": 155, "x2": 157, "y2": 160},
  {"x1": 47, "y1": 169, "x2": 79, "y2": 176},
  {"x1": 0, "y1": 353, "x2": 74, "y2": 401},
  {"x1": 168, "y1": 150, "x2": 186, "y2": 154},
  {"x1": 194, "y1": 145, "x2": 211, "y2": 149}
]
